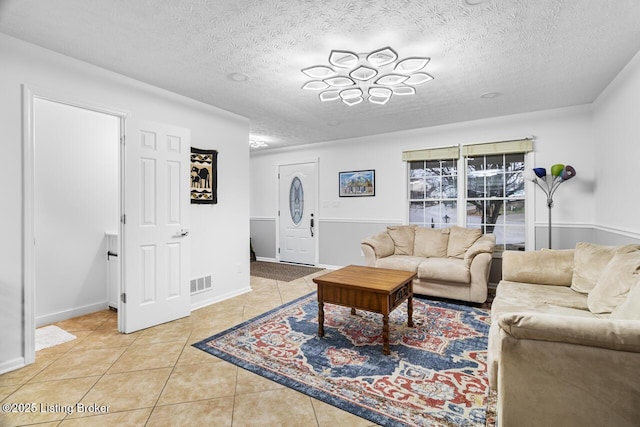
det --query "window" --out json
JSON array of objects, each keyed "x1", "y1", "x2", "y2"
[
  {"x1": 466, "y1": 153, "x2": 525, "y2": 251},
  {"x1": 408, "y1": 159, "x2": 458, "y2": 229},
  {"x1": 405, "y1": 139, "x2": 532, "y2": 251}
]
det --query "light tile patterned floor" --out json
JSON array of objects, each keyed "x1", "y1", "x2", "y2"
[{"x1": 0, "y1": 272, "x2": 377, "y2": 427}]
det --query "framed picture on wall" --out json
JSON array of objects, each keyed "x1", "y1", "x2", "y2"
[
  {"x1": 191, "y1": 147, "x2": 218, "y2": 204},
  {"x1": 339, "y1": 169, "x2": 375, "y2": 197}
]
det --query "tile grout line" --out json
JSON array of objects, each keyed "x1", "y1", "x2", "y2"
[
  {"x1": 3, "y1": 275, "x2": 331, "y2": 426},
  {"x1": 143, "y1": 346, "x2": 184, "y2": 426},
  {"x1": 61, "y1": 312, "x2": 134, "y2": 424}
]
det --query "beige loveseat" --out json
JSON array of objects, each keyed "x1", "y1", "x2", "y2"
[
  {"x1": 361, "y1": 225, "x2": 495, "y2": 303},
  {"x1": 488, "y1": 243, "x2": 640, "y2": 427}
]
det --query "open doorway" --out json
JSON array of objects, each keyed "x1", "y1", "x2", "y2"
[
  {"x1": 22, "y1": 86, "x2": 126, "y2": 364},
  {"x1": 33, "y1": 98, "x2": 120, "y2": 328}
]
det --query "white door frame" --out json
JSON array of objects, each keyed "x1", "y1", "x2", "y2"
[
  {"x1": 21, "y1": 84, "x2": 127, "y2": 365},
  {"x1": 276, "y1": 159, "x2": 320, "y2": 265}
]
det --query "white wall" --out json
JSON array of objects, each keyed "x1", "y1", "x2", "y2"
[
  {"x1": 0, "y1": 34, "x2": 250, "y2": 372},
  {"x1": 593, "y1": 49, "x2": 640, "y2": 236},
  {"x1": 34, "y1": 99, "x2": 119, "y2": 325},
  {"x1": 252, "y1": 105, "x2": 596, "y2": 223},
  {"x1": 250, "y1": 105, "x2": 597, "y2": 264}
]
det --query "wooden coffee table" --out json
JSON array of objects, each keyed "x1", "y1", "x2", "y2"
[{"x1": 312, "y1": 265, "x2": 416, "y2": 355}]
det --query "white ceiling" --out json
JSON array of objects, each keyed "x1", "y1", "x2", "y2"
[{"x1": 2, "y1": 0, "x2": 640, "y2": 150}]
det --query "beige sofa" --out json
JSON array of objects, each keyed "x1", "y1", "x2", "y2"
[
  {"x1": 361, "y1": 225, "x2": 495, "y2": 303},
  {"x1": 488, "y1": 243, "x2": 640, "y2": 427}
]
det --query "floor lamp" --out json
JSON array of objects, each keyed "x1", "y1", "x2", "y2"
[{"x1": 524, "y1": 164, "x2": 576, "y2": 249}]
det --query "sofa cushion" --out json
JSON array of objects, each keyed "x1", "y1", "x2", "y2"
[
  {"x1": 375, "y1": 255, "x2": 424, "y2": 273},
  {"x1": 418, "y1": 257, "x2": 470, "y2": 283},
  {"x1": 493, "y1": 281, "x2": 593, "y2": 318},
  {"x1": 571, "y1": 242, "x2": 640, "y2": 294},
  {"x1": 611, "y1": 279, "x2": 640, "y2": 320},
  {"x1": 387, "y1": 225, "x2": 416, "y2": 256},
  {"x1": 446, "y1": 226, "x2": 482, "y2": 258},
  {"x1": 587, "y1": 251, "x2": 640, "y2": 314},
  {"x1": 502, "y1": 249, "x2": 574, "y2": 286},
  {"x1": 414, "y1": 227, "x2": 449, "y2": 258}
]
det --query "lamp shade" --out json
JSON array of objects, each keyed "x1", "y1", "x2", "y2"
[
  {"x1": 533, "y1": 167, "x2": 547, "y2": 178},
  {"x1": 523, "y1": 169, "x2": 538, "y2": 182},
  {"x1": 550, "y1": 164, "x2": 565, "y2": 177},
  {"x1": 561, "y1": 165, "x2": 576, "y2": 180}
]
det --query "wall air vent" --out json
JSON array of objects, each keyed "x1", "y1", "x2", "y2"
[{"x1": 190, "y1": 274, "x2": 212, "y2": 295}]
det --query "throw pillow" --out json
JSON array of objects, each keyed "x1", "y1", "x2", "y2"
[
  {"x1": 387, "y1": 225, "x2": 416, "y2": 256},
  {"x1": 414, "y1": 227, "x2": 449, "y2": 258},
  {"x1": 587, "y1": 251, "x2": 640, "y2": 314},
  {"x1": 571, "y1": 242, "x2": 640, "y2": 294},
  {"x1": 446, "y1": 226, "x2": 482, "y2": 259},
  {"x1": 610, "y1": 278, "x2": 640, "y2": 320}
]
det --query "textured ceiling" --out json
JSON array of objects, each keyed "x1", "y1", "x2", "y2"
[{"x1": 1, "y1": 0, "x2": 640, "y2": 150}]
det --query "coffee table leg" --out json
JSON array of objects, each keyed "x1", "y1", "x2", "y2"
[
  {"x1": 318, "y1": 301, "x2": 325, "y2": 337},
  {"x1": 382, "y1": 314, "x2": 390, "y2": 355},
  {"x1": 407, "y1": 294, "x2": 414, "y2": 328}
]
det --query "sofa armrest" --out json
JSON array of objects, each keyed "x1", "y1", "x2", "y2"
[
  {"x1": 502, "y1": 249, "x2": 574, "y2": 286},
  {"x1": 463, "y1": 234, "x2": 495, "y2": 267},
  {"x1": 497, "y1": 313, "x2": 640, "y2": 426},
  {"x1": 361, "y1": 231, "x2": 394, "y2": 265},
  {"x1": 499, "y1": 313, "x2": 640, "y2": 352}
]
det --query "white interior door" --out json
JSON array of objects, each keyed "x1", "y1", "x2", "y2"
[
  {"x1": 121, "y1": 119, "x2": 191, "y2": 333},
  {"x1": 278, "y1": 162, "x2": 317, "y2": 265}
]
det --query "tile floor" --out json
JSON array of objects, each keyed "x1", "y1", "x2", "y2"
[{"x1": 0, "y1": 271, "x2": 377, "y2": 427}]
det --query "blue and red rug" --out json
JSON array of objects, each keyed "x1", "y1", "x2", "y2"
[{"x1": 194, "y1": 292, "x2": 491, "y2": 427}]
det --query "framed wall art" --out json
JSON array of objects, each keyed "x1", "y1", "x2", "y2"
[
  {"x1": 339, "y1": 169, "x2": 375, "y2": 197},
  {"x1": 191, "y1": 147, "x2": 218, "y2": 204}
]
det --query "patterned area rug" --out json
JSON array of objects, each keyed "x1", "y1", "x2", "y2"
[
  {"x1": 250, "y1": 260, "x2": 324, "y2": 282},
  {"x1": 194, "y1": 292, "x2": 492, "y2": 427}
]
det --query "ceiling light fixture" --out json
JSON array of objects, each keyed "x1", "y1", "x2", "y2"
[
  {"x1": 302, "y1": 47, "x2": 433, "y2": 106},
  {"x1": 249, "y1": 140, "x2": 268, "y2": 148}
]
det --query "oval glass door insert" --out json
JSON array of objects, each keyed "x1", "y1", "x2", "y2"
[{"x1": 289, "y1": 177, "x2": 304, "y2": 225}]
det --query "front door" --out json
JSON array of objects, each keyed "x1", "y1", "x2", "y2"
[
  {"x1": 278, "y1": 162, "x2": 317, "y2": 265},
  {"x1": 121, "y1": 119, "x2": 191, "y2": 333}
]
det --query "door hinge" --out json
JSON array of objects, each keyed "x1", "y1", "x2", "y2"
[
  {"x1": 121, "y1": 214, "x2": 126, "y2": 224},
  {"x1": 278, "y1": 247, "x2": 280, "y2": 254},
  {"x1": 120, "y1": 293, "x2": 127, "y2": 303},
  {"x1": 120, "y1": 135, "x2": 125, "y2": 145},
  {"x1": 278, "y1": 210, "x2": 280, "y2": 216}
]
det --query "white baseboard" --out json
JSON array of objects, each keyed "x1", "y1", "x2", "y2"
[
  {"x1": 0, "y1": 357, "x2": 26, "y2": 375},
  {"x1": 36, "y1": 301, "x2": 109, "y2": 328},
  {"x1": 255, "y1": 258, "x2": 340, "y2": 271},
  {"x1": 190, "y1": 287, "x2": 252, "y2": 312}
]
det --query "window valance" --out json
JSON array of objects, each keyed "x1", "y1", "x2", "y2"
[
  {"x1": 461, "y1": 138, "x2": 533, "y2": 157},
  {"x1": 401, "y1": 145, "x2": 459, "y2": 161}
]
